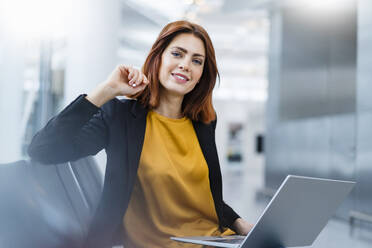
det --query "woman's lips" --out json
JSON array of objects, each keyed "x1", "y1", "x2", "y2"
[{"x1": 171, "y1": 73, "x2": 189, "y2": 84}]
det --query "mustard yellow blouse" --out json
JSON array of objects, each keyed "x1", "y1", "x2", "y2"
[{"x1": 123, "y1": 111, "x2": 234, "y2": 248}]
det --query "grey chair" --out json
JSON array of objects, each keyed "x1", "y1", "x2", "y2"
[{"x1": 0, "y1": 157, "x2": 103, "y2": 248}]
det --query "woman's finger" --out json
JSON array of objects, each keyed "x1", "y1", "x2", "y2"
[
  {"x1": 143, "y1": 75, "x2": 149, "y2": 85},
  {"x1": 133, "y1": 70, "x2": 141, "y2": 86},
  {"x1": 136, "y1": 73, "x2": 144, "y2": 86},
  {"x1": 127, "y1": 66, "x2": 135, "y2": 82},
  {"x1": 117, "y1": 65, "x2": 128, "y2": 80},
  {"x1": 135, "y1": 81, "x2": 147, "y2": 91},
  {"x1": 129, "y1": 69, "x2": 139, "y2": 86}
]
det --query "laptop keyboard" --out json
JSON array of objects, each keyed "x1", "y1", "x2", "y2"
[{"x1": 204, "y1": 237, "x2": 245, "y2": 244}]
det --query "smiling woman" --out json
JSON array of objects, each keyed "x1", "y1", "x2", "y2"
[
  {"x1": 27, "y1": 20, "x2": 253, "y2": 248},
  {"x1": 158, "y1": 33, "x2": 205, "y2": 97},
  {"x1": 132, "y1": 20, "x2": 220, "y2": 122}
]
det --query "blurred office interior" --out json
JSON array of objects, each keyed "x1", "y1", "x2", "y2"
[{"x1": 0, "y1": 0, "x2": 372, "y2": 247}]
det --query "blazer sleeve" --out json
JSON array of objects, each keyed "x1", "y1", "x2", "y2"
[
  {"x1": 28, "y1": 94, "x2": 112, "y2": 164},
  {"x1": 222, "y1": 201, "x2": 240, "y2": 229},
  {"x1": 211, "y1": 117, "x2": 241, "y2": 229}
]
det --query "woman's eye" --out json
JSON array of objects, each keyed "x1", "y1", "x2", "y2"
[
  {"x1": 171, "y1": 51, "x2": 181, "y2": 57},
  {"x1": 193, "y1": 59, "x2": 202, "y2": 65}
]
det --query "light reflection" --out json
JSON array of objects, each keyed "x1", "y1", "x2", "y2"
[
  {"x1": 285, "y1": 0, "x2": 354, "y2": 11},
  {"x1": 0, "y1": 0, "x2": 73, "y2": 40}
]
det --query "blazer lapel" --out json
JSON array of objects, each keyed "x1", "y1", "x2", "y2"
[
  {"x1": 126, "y1": 101, "x2": 148, "y2": 186},
  {"x1": 192, "y1": 121, "x2": 224, "y2": 215}
]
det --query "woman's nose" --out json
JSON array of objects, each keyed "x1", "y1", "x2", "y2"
[{"x1": 178, "y1": 62, "x2": 190, "y2": 72}]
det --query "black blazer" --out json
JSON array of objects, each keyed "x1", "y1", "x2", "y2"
[{"x1": 28, "y1": 95, "x2": 240, "y2": 248}]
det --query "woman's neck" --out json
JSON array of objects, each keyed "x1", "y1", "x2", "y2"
[{"x1": 154, "y1": 91, "x2": 184, "y2": 119}]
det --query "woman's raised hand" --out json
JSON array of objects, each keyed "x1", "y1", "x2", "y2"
[
  {"x1": 106, "y1": 65, "x2": 149, "y2": 96},
  {"x1": 86, "y1": 65, "x2": 149, "y2": 107}
]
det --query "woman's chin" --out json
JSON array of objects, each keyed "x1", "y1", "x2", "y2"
[{"x1": 161, "y1": 85, "x2": 194, "y2": 97}]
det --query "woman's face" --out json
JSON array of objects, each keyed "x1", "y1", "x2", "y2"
[{"x1": 158, "y1": 33, "x2": 205, "y2": 97}]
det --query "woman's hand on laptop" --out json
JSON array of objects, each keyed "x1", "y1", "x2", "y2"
[{"x1": 232, "y1": 218, "x2": 254, "y2": 235}]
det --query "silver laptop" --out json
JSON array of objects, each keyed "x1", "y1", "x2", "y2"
[{"x1": 171, "y1": 175, "x2": 355, "y2": 248}]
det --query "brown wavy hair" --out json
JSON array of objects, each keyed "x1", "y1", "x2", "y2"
[{"x1": 132, "y1": 20, "x2": 219, "y2": 124}]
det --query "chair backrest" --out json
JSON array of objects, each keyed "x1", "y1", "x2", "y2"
[{"x1": 0, "y1": 157, "x2": 103, "y2": 248}]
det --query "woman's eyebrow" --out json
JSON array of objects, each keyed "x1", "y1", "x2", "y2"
[{"x1": 172, "y1": 46, "x2": 205, "y2": 58}]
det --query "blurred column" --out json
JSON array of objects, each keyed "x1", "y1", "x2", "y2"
[
  {"x1": 64, "y1": 0, "x2": 120, "y2": 175},
  {"x1": 64, "y1": 0, "x2": 120, "y2": 103},
  {"x1": 355, "y1": 0, "x2": 372, "y2": 218},
  {"x1": 266, "y1": 1, "x2": 357, "y2": 186},
  {"x1": 0, "y1": 13, "x2": 25, "y2": 163}
]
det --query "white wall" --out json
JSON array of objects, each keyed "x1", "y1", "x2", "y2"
[
  {"x1": 0, "y1": 18, "x2": 25, "y2": 163},
  {"x1": 64, "y1": 0, "x2": 121, "y2": 104},
  {"x1": 214, "y1": 99, "x2": 265, "y2": 172}
]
